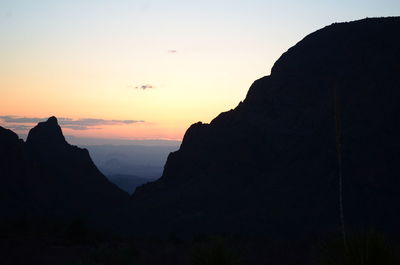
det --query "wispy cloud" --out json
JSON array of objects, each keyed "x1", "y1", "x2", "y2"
[
  {"x1": 167, "y1": 49, "x2": 177, "y2": 53},
  {"x1": 134, "y1": 84, "x2": 155, "y2": 90},
  {"x1": 0, "y1": 116, "x2": 145, "y2": 131},
  {"x1": 0, "y1": 116, "x2": 44, "y2": 124},
  {"x1": 60, "y1": 118, "x2": 144, "y2": 130},
  {"x1": 1, "y1": 124, "x2": 32, "y2": 131}
]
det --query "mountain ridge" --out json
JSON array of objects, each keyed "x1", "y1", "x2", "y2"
[
  {"x1": 0, "y1": 117, "x2": 128, "y2": 225},
  {"x1": 130, "y1": 17, "x2": 400, "y2": 240}
]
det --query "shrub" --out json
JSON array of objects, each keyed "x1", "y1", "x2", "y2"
[{"x1": 317, "y1": 232, "x2": 397, "y2": 265}]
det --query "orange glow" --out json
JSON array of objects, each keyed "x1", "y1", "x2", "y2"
[{"x1": 4, "y1": 1, "x2": 391, "y2": 140}]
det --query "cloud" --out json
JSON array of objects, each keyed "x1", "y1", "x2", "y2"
[
  {"x1": 0, "y1": 124, "x2": 32, "y2": 131},
  {"x1": 60, "y1": 118, "x2": 144, "y2": 130},
  {"x1": 62, "y1": 125, "x2": 101, "y2": 131},
  {"x1": 134, "y1": 84, "x2": 155, "y2": 90},
  {"x1": 167, "y1": 50, "x2": 177, "y2": 53},
  {"x1": 0, "y1": 116, "x2": 144, "y2": 131},
  {"x1": 0, "y1": 116, "x2": 45, "y2": 123}
]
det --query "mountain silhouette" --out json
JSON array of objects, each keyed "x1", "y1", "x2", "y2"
[
  {"x1": 0, "y1": 117, "x2": 128, "y2": 224},
  {"x1": 130, "y1": 17, "x2": 400, "y2": 241},
  {"x1": 1, "y1": 18, "x2": 400, "y2": 264}
]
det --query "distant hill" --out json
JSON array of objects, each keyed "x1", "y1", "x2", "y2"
[
  {"x1": 107, "y1": 174, "x2": 158, "y2": 194},
  {"x1": 131, "y1": 17, "x2": 400, "y2": 243},
  {"x1": 84, "y1": 144, "x2": 179, "y2": 178},
  {"x1": 0, "y1": 117, "x2": 129, "y2": 224}
]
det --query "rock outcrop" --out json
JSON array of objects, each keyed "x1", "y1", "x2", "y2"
[
  {"x1": 0, "y1": 117, "x2": 128, "y2": 224},
  {"x1": 131, "y1": 17, "x2": 400, "y2": 241}
]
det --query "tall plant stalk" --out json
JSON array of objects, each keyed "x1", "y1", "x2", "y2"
[{"x1": 334, "y1": 85, "x2": 348, "y2": 252}]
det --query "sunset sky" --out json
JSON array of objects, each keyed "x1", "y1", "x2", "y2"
[{"x1": 1, "y1": 0, "x2": 399, "y2": 142}]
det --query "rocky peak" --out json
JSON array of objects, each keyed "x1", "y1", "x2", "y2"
[
  {"x1": 0, "y1": 126, "x2": 19, "y2": 143},
  {"x1": 1, "y1": 116, "x2": 129, "y2": 224},
  {"x1": 0, "y1": 126, "x2": 21, "y2": 154},
  {"x1": 26, "y1": 116, "x2": 67, "y2": 146}
]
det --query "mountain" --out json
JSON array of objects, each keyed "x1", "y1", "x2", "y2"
[
  {"x1": 130, "y1": 17, "x2": 400, "y2": 242},
  {"x1": 107, "y1": 174, "x2": 158, "y2": 194},
  {"x1": 0, "y1": 117, "x2": 128, "y2": 224},
  {"x1": 84, "y1": 144, "x2": 179, "y2": 178}
]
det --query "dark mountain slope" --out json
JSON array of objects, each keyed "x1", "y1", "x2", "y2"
[
  {"x1": 131, "y1": 17, "x2": 400, "y2": 239},
  {"x1": 0, "y1": 117, "x2": 128, "y2": 223}
]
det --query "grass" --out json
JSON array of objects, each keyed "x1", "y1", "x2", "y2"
[
  {"x1": 191, "y1": 237, "x2": 245, "y2": 265},
  {"x1": 317, "y1": 232, "x2": 398, "y2": 265}
]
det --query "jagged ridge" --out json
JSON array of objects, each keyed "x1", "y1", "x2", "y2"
[{"x1": 0, "y1": 117, "x2": 129, "y2": 224}]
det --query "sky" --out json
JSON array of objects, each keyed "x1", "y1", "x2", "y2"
[{"x1": 1, "y1": 0, "x2": 399, "y2": 143}]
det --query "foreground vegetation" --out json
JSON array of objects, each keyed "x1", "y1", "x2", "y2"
[{"x1": 1, "y1": 218, "x2": 399, "y2": 265}]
